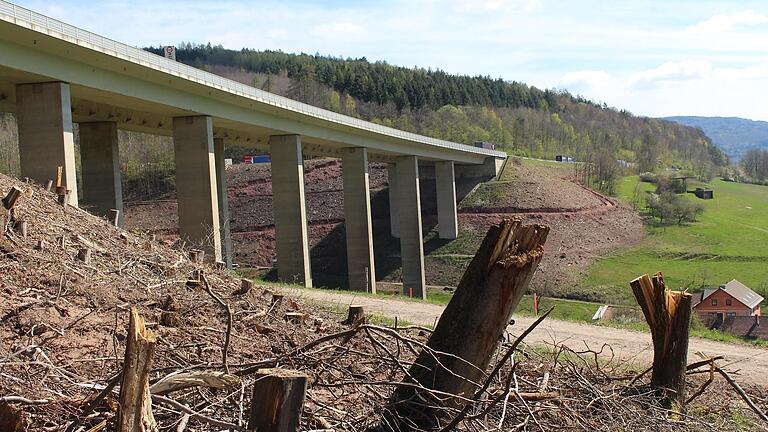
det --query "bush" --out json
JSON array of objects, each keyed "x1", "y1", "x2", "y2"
[
  {"x1": 646, "y1": 192, "x2": 704, "y2": 225},
  {"x1": 639, "y1": 172, "x2": 657, "y2": 183}
]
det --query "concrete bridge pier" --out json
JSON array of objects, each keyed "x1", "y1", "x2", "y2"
[
  {"x1": 213, "y1": 138, "x2": 233, "y2": 269},
  {"x1": 79, "y1": 121, "x2": 123, "y2": 226},
  {"x1": 172, "y1": 116, "x2": 222, "y2": 262},
  {"x1": 270, "y1": 135, "x2": 312, "y2": 287},
  {"x1": 435, "y1": 160, "x2": 458, "y2": 239},
  {"x1": 387, "y1": 163, "x2": 400, "y2": 238},
  {"x1": 342, "y1": 147, "x2": 376, "y2": 293},
  {"x1": 396, "y1": 155, "x2": 426, "y2": 299},
  {"x1": 16, "y1": 82, "x2": 78, "y2": 206}
]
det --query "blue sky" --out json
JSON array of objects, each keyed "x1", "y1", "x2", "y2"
[{"x1": 14, "y1": 0, "x2": 768, "y2": 121}]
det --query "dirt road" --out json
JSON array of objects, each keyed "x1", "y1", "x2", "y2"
[{"x1": 283, "y1": 287, "x2": 768, "y2": 384}]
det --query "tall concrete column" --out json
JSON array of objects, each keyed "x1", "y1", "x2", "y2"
[
  {"x1": 213, "y1": 138, "x2": 233, "y2": 269},
  {"x1": 173, "y1": 116, "x2": 222, "y2": 262},
  {"x1": 342, "y1": 147, "x2": 376, "y2": 293},
  {"x1": 435, "y1": 160, "x2": 458, "y2": 239},
  {"x1": 270, "y1": 135, "x2": 312, "y2": 287},
  {"x1": 79, "y1": 122, "x2": 123, "y2": 226},
  {"x1": 387, "y1": 163, "x2": 400, "y2": 238},
  {"x1": 16, "y1": 82, "x2": 78, "y2": 206},
  {"x1": 396, "y1": 156, "x2": 426, "y2": 299}
]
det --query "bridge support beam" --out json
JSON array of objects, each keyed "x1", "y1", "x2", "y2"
[
  {"x1": 270, "y1": 135, "x2": 312, "y2": 287},
  {"x1": 396, "y1": 156, "x2": 426, "y2": 299},
  {"x1": 79, "y1": 122, "x2": 123, "y2": 226},
  {"x1": 435, "y1": 161, "x2": 458, "y2": 239},
  {"x1": 173, "y1": 116, "x2": 222, "y2": 262},
  {"x1": 213, "y1": 138, "x2": 233, "y2": 269},
  {"x1": 342, "y1": 147, "x2": 376, "y2": 293},
  {"x1": 387, "y1": 163, "x2": 400, "y2": 238},
  {"x1": 16, "y1": 82, "x2": 78, "y2": 206}
]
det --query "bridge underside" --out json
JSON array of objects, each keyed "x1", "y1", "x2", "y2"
[{"x1": 0, "y1": 16, "x2": 505, "y2": 298}]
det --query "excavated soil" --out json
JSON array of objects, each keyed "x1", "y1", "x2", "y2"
[{"x1": 125, "y1": 159, "x2": 643, "y2": 299}]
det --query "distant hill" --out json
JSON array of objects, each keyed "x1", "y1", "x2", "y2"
[{"x1": 663, "y1": 116, "x2": 768, "y2": 161}]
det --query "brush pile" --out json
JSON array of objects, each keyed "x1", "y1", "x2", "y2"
[{"x1": 0, "y1": 173, "x2": 765, "y2": 431}]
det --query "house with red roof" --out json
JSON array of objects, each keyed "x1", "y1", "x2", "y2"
[{"x1": 693, "y1": 279, "x2": 763, "y2": 320}]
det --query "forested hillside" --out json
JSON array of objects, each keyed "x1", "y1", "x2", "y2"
[
  {"x1": 144, "y1": 44, "x2": 726, "y2": 184},
  {"x1": 664, "y1": 116, "x2": 768, "y2": 161}
]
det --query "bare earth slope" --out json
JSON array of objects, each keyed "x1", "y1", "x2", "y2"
[{"x1": 125, "y1": 159, "x2": 643, "y2": 299}]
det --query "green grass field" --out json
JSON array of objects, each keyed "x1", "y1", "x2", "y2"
[{"x1": 585, "y1": 176, "x2": 768, "y2": 303}]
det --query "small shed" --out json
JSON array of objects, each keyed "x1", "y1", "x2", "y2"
[{"x1": 694, "y1": 187, "x2": 713, "y2": 199}]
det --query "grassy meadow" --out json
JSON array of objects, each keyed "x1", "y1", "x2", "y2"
[{"x1": 585, "y1": 176, "x2": 768, "y2": 303}]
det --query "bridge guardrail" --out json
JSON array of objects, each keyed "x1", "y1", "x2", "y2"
[{"x1": 0, "y1": 0, "x2": 506, "y2": 159}]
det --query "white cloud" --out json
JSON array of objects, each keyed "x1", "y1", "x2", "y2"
[
  {"x1": 311, "y1": 22, "x2": 363, "y2": 38},
  {"x1": 688, "y1": 10, "x2": 768, "y2": 34},
  {"x1": 557, "y1": 70, "x2": 611, "y2": 92},
  {"x1": 630, "y1": 60, "x2": 712, "y2": 89}
]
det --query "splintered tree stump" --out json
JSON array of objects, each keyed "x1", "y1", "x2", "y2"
[
  {"x1": 630, "y1": 272, "x2": 692, "y2": 409},
  {"x1": 189, "y1": 249, "x2": 205, "y2": 264},
  {"x1": 247, "y1": 369, "x2": 308, "y2": 432},
  {"x1": 342, "y1": 305, "x2": 365, "y2": 326},
  {"x1": 387, "y1": 218, "x2": 549, "y2": 429},
  {"x1": 2, "y1": 187, "x2": 22, "y2": 210},
  {"x1": 108, "y1": 209, "x2": 120, "y2": 227},
  {"x1": 117, "y1": 308, "x2": 158, "y2": 432}
]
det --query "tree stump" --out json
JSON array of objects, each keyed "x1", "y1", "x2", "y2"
[
  {"x1": 271, "y1": 294, "x2": 284, "y2": 306},
  {"x1": 189, "y1": 249, "x2": 204, "y2": 264},
  {"x1": 630, "y1": 272, "x2": 692, "y2": 409},
  {"x1": 44, "y1": 180, "x2": 53, "y2": 192},
  {"x1": 342, "y1": 305, "x2": 365, "y2": 326},
  {"x1": 108, "y1": 209, "x2": 120, "y2": 227},
  {"x1": 77, "y1": 248, "x2": 91, "y2": 264},
  {"x1": 15, "y1": 220, "x2": 27, "y2": 238},
  {"x1": 35, "y1": 240, "x2": 45, "y2": 251},
  {"x1": 285, "y1": 312, "x2": 307, "y2": 324},
  {"x1": 387, "y1": 218, "x2": 549, "y2": 429},
  {"x1": 235, "y1": 279, "x2": 253, "y2": 296},
  {"x1": 2, "y1": 187, "x2": 22, "y2": 210},
  {"x1": 117, "y1": 308, "x2": 157, "y2": 432},
  {"x1": 247, "y1": 369, "x2": 308, "y2": 432}
]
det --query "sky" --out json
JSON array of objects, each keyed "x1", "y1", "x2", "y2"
[{"x1": 12, "y1": 0, "x2": 768, "y2": 121}]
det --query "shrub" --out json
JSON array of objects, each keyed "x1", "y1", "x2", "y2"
[
  {"x1": 639, "y1": 172, "x2": 657, "y2": 183},
  {"x1": 646, "y1": 192, "x2": 704, "y2": 225}
]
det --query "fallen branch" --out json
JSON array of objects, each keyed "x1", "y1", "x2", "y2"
[{"x1": 201, "y1": 273, "x2": 233, "y2": 374}]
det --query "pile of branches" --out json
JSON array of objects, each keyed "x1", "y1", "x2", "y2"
[{"x1": 0, "y1": 175, "x2": 765, "y2": 431}]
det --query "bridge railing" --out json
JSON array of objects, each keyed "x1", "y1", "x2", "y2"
[{"x1": 0, "y1": 0, "x2": 505, "y2": 158}]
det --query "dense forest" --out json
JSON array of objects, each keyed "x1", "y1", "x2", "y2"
[{"x1": 147, "y1": 44, "x2": 727, "y2": 188}]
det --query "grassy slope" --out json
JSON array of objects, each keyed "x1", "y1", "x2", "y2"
[{"x1": 585, "y1": 176, "x2": 768, "y2": 303}]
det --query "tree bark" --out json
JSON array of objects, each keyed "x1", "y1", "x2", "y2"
[
  {"x1": 387, "y1": 218, "x2": 549, "y2": 430},
  {"x1": 630, "y1": 272, "x2": 692, "y2": 409},
  {"x1": 247, "y1": 368, "x2": 308, "y2": 432},
  {"x1": 117, "y1": 307, "x2": 158, "y2": 432}
]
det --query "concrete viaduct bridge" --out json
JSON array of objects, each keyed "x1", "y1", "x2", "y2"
[{"x1": 0, "y1": 1, "x2": 506, "y2": 298}]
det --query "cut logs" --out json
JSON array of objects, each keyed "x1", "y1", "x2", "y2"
[
  {"x1": 247, "y1": 368, "x2": 308, "y2": 432},
  {"x1": 117, "y1": 307, "x2": 158, "y2": 432},
  {"x1": 342, "y1": 305, "x2": 366, "y2": 326},
  {"x1": 630, "y1": 272, "x2": 692, "y2": 409},
  {"x1": 387, "y1": 218, "x2": 549, "y2": 429},
  {"x1": 2, "y1": 187, "x2": 22, "y2": 210}
]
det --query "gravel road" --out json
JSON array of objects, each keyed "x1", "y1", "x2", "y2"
[{"x1": 283, "y1": 287, "x2": 768, "y2": 384}]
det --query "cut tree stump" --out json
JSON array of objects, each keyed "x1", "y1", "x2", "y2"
[
  {"x1": 630, "y1": 272, "x2": 692, "y2": 409},
  {"x1": 235, "y1": 278, "x2": 253, "y2": 296},
  {"x1": 77, "y1": 248, "x2": 91, "y2": 264},
  {"x1": 117, "y1": 307, "x2": 158, "y2": 432},
  {"x1": 15, "y1": 220, "x2": 27, "y2": 238},
  {"x1": 108, "y1": 209, "x2": 120, "y2": 227},
  {"x1": 189, "y1": 249, "x2": 204, "y2": 264},
  {"x1": 44, "y1": 180, "x2": 53, "y2": 192},
  {"x1": 342, "y1": 305, "x2": 365, "y2": 326},
  {"x1": 387, "y1": 218, "x2": 549, "y2": 429},
  {"x1": 247, "y1": 368, "x2": 308, "y2": 432},
  {"x1": 2, "y1": 187, "x2": 22, "y2": 210}
]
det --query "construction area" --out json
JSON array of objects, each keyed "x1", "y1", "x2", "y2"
[{"x1": 1, "y1": 172, "x2": 767, "y2": 431}]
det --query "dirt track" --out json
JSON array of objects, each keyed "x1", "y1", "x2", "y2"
[{"x1": 284, "y1": 287, "x2": 768, "y2": 384}]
